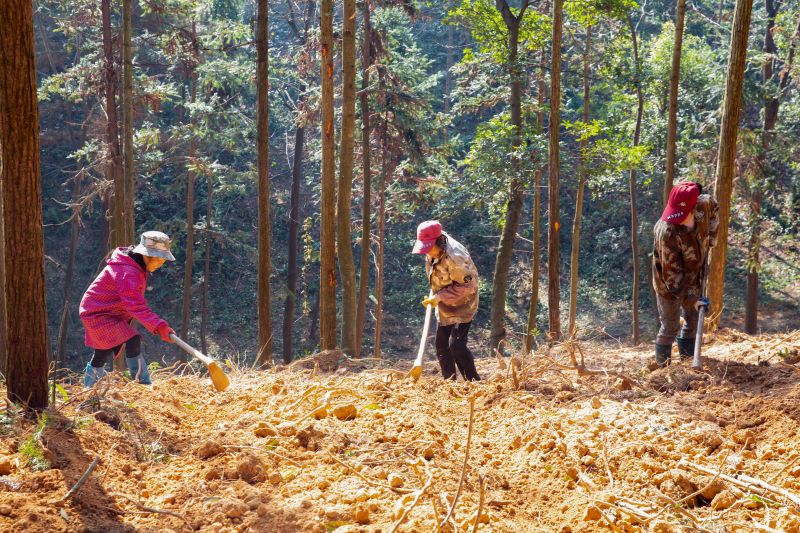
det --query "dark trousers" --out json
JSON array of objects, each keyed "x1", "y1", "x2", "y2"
[
  {"x1": 435, "y1": 322, "x2": 480, "y2": 381},
  {"x1": 656, "y1": 294, "x2": 698, "y2": 345},
  {"x1": 90, "y1": 335, "x2": 141, "y2": 367}
]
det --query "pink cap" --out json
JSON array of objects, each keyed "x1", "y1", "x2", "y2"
[
  {"x1": 412, "y1": 220, "x2": 442, "y2": 254},
  {"x1": 662, "y1": 182, "x2": 700, "y2": 224}
]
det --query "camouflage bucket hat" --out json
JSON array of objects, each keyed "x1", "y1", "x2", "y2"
[{"x1": 132, "y1": 231, "x2": 176, "y2": 261}]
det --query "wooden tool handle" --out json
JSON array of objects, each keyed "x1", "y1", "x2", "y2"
[
  {"x1": 414, "y1": 291, "x2": 434, "y2": 366},
  {"x1": 170, "y1": 333, "x2": 213, "y2": 365}
]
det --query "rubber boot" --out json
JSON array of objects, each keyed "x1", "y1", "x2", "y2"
[
  {"x1": 126, "y1": 355, "x2": 152, "y2": 385},
  {"x1": 83, "y1": 363, "x2": 107, "y2": 388},
  {"x1": 655, "y1": 344, "x2": 672, "y2": 367},
  {"x1": 677, "y1": 337, "x2": 695, "y2": 360}
]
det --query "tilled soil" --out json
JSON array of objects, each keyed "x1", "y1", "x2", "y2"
[{"x1": 1, "y1": 329, "x2": 799, "y2": 532}]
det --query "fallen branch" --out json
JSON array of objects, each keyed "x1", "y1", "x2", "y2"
[
  {"x1": 390, "y1": 459, "x2": 434, "y2": 533},
  {"x1": 61, "y1": 457, "x2": 100, "y2": 502},
  {"x1": 471, "y1": 475, "x2": 486, "y2": 533},
  {"x1": 439, "y1": 395, "x2": 476, "y2": 530},
  {"x1": 681, "y1": 460, "x2": 800, "y2": 509},
  {"x1": 112, "y1": 493, "x2": 190, "y2": 526},
  {"x1": 327, "y1": 452, "x2": 414, "y2": 494}
]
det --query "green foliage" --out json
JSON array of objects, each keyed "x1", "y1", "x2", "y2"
[
  {"x1": 19, "y1": 414, "x2": 51, "y2": 472},
  {"x1": 447, "y1": 0, "x2": 550, "y2": 64}
]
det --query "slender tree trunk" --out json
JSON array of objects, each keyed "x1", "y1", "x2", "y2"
[
  {"x1": 708, "y1": 0, "x2": 754, "y2": 328},
  {"x1": 547, "y1": 0, "x2": 563, "y2": 341},
  {"x1": 628, "y1": 15, "x2": 644, "y2": 345},
  {"x1": 664, "y1": 0, "x2": 687, "y2": 204},
  {"x1": 0, "y1": 0, "x2": 50, "y2": 409},
  {"x1": 200, "y1": 175, "x2": 212, "y2": 354},
  {"x1": 56, "y1": 177, "x2": 81, "y2": 368},
  {"x1": 102, "y1": 0, "x2": 124, "y2": 252},
  {"x1": 525, "y1": 51, "x2": 546, "y2": 353},
  {"x1": 568, "y1": 26, "x2": 592, "y2": 339},
  {"x1": 319, "y1": 0, "x2": 338, "y2": 350},
  {"x1": 337, "y1": 0, "x2": 358, "y2": 356},
  {"x1": 490, "y1": 0, "x2": 529, "y2": 352},
  {"x1": 445, "y1": 25, "x2": 453, "y2": 115},
  {"x1": 122, "y1": 0, "x2": 135, "y2": 243},
  {"x1": 180, "y1": 41, "x2": 197, "y2": 356},
  {"x1": 744, "y1": 0, "x2": 791, "y2": 335},
  {"x1": 373, "y1": 134, "x2": 388, "y2": 359},
  {"x1": 355, "y1": 2, "x2": 374, "y2": 358},
  {"x1": 256, "y1": 0, "x2": 272, "y2": 365},
  {"x1": 283, "y1": 92, "x2": 306, "y2": 364}
]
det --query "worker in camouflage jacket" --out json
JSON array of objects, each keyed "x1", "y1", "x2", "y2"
[
  {"x1": 412, "y1": 220, "x2": 481, "y2": 381},
  {"x1": 652, "y1": 181, "x2": 719, "y2": 366}
]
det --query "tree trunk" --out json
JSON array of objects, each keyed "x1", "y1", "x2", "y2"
[
  {"x1": 525, "y1": 51, "x2": 546, "y2": 353},
  {"x1": 547, "y1": 0, "x2": 563, "y2": 341},
  {"x1": 102, "y1": 0, "x2": 125, "y2": 251},
  {"x1": 355, "y1": 2, "x2": 374, "y2": 359},
  {"x1": 0, "y1": 0, "x2": 50, "y2": 409},
  {"x1": 256, "y1": 0, "x2": 272, "y2": 365},
  {"x1": 664, "y1": 0, "x2": 686, "y2": 204},
  {"x1": 489, "y1": 0, "x2": 528, "y2": 352},
  {"x1": 179, "y1": 39, "x2": 197, "y2": 357},
  {"x1": 337, "y1": 0, "x2": 358, "y2": 356},
  {"x1": 200, "y1": 175, "x2": 212, "y2": 354},
  {"x1": 373, "y1": 135, "x2": 388, "y2": 359},
  {"x1": 628, "y1": 14, "x2": 644, "y2": 345},
  {"x1": 55, "y1": 177, "x2": 81, "y2": 369},
  {"x1": 567, "y1": 27, "x2": 592, "y2": 340},
  {"x1": 746, "y1": 0, "x2": 786, "y2": 334},
  {"x1": 122, "y1": 0, "x2": 135, "y2": 243},
  {"x1": 0, "y1": 142, "x2": 6, "y2": 374},
  {"x1": 445, "y1": 25, "x2": 453, "y2": 115},
  {"x1": 707, "y1": 0, "x2": 754, "y2": 328},
  {"x1": 319, "y1": 0, "x2": 338, "y2": 351},
  {"x1": 283, "y1": 94, "x2": 306, "y2": 364}
]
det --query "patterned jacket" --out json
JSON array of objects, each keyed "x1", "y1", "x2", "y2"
[
  {"x1": 79, "y1": 247, "x2": 168, "y2": 349},
  {"x1": 652, "y1": 194, "x2": 719, "y2": 303},
  {"x1": 426, "y1": 234, "x2": 479, "y2": 326}
]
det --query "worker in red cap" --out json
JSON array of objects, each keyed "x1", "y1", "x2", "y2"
[
  {"x1": 412, "y1": 220, "x2": 481, "y2": 381},
  {"x1": 652, "y1": 181, "x2": 719, "y2": 366}
]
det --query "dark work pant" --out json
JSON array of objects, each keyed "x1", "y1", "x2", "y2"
[
  {"x1": 90, "y1": 335, "x2": 141, "y2": 367},
  {"x1": 656, "y1": 294, "x2": 698, "y2": 346},
  {"x1": 435, "y1": 322, "x2": 480, "y2": 381}
]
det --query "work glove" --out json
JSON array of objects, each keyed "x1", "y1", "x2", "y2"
[
  {"x1": 421, "y1": 295, "x2": 439, "y2": 309},
  {"x1": 694, "y1": 297, "x2": 709, "y2": 311},
  {"x1": 156, "y1": 323, "x2": 176, "y2": 343}
]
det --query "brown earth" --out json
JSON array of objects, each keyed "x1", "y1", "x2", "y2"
[{"x1": 1, "y1": 329, "x2": 799, "y2": 532}]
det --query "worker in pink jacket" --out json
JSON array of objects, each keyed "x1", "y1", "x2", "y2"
[
  {"x1": 80, "y1": 231, "x2": 176, "y2": 386},
  {"x1": 413, "y1": 220, "x2": 481, "y2": 381}
]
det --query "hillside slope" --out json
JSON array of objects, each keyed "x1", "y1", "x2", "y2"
[{"x1": 1, "y1": 330, "x2": 799, "y2": 532}]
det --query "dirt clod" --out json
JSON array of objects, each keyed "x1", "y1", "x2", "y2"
[
  {"x1": 196, "y1": 440, "x2": 224, "y2": 459},
  {"x1": 0, "y1": 458, "x2": 12, "y2": 476},
  {"x1": 333, "y1": 404, "x2": 357, "y2": 421}
]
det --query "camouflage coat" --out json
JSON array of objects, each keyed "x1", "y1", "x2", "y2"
[
  {"x1": 652, "y1": 194, "x2": 719, "y2": 303},
  {"x1": 426, "y1": 234, "x2": 479, "y2": 326}
]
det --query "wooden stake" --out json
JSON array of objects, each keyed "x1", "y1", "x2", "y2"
[{"x1": 61, "y1": 457, "x2": 100, "y2": 501}]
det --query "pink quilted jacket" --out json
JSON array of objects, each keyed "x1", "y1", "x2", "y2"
[{"x1": 79, "y1": 248, "x2": 168, "y2": 349}]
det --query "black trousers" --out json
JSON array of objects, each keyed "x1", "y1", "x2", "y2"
[
  {"x1": 435, "y1": 322, "x2": 480, "y2": 381},
  {"x1": 90, "y1": 335, "x2": 141, "y2": 367}
]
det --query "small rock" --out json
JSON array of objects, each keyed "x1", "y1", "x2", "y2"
[
  {"x1": 583, "y1": 505, "x2": 601, "y2": 521},
  {"x1": 253, "y1": 422, "x2": 278, "y2": 438},
  {"x1": 711, "y1": 489, "x2": 738, "y2": 510},
  {"x1": 0, "y1": 504, "x2": 12, "y2": 516},
  {"x1": 257, "y1": 504, "x2": 269, "y2": 517},
  {"x1": 236, "y1": 453, "x2": 264, "y2": 483},
  {"x1": 268, "y1": 471, "x2": 283, "y2": 485},
  {"x1": 195, "y1": 440, "x2": 224, "y2": 460},
  {"x1": 732, "y1": 429, "x2": 755, "y2": 447},
  {"x1": 333, "y1": 404, "x2": 357, "y2": 421},
  {"x1": 0, "y1": 458, "x2": 13, "y2": 476},
  {"x1": 590, "y1": 397, "x2": 601, "y2": 409},
  {"x1": 205, "y1": 467, "x2": 222, "y2": 481},
  {"x1": 312, "y1": 406, "x2": 327, "y2": 420},
  {"x1": 388, "y1": 473, "x2": 404, "y2": 488},
  {"x1": 650, "y1": 520, "x2": 678, "y2": 533},
  {"x1": 790, "y1": 466, "x2": 800, "y2": 478},
  {"x1": 221, "y1": 498, "x2": 248, "y2": 518},
  {"x1": 700, "y1": 479, "x2": 727, "y2": 501},
  {"x1": 613, "y1": 377, "x2": 633, "y2": 391},
  {"x1": 353, "y1": 506, "x2": 370, "y2": 524},
  {"x1": 277, "y1": 422, "x2": 298, "y2": 436}
]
